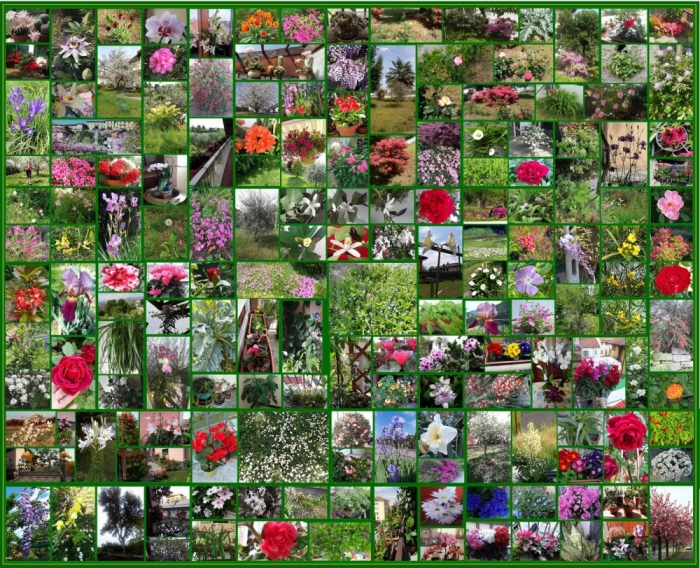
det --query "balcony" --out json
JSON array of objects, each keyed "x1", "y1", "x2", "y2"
[{"x1": 190, "y1": 137, "x2": 233, "y2": 188}]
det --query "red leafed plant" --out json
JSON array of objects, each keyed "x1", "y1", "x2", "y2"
[{"x1": 370, "y1": 138, "x2": 409, "y2": 181}]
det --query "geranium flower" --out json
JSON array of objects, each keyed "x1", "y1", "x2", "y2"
[
  {"x1": 467, "y1": 302, "x2": 500, "y2": 334},
  {"x1": 513, "y1": 265, "x2": 544, "y2": 296},
  {"x1": 421, "y1": 414, "x2": 458, "y2": 455}
]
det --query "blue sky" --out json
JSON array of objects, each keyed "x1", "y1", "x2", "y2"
[
  {"x1": 418, "y1": 226, "x2": 462, "y2": 268},
  {"x1": 375, "y1": 410, "x2": 416, "y2": 436},
  {"x1": 375, "y1": 45, "x2": 416, "y2": 89}
]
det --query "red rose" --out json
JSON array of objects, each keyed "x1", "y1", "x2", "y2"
[
  {"x1": 604, "y1": 455, "x2": 619, "y2": 479},
  {"x1": 655, "y1": 264, "x2": 691, "y2": 295},
  {"x1": 623, "y1": 17, "x2": 635, "y2": 29},
  {"x1": 260, "y1": 522, "x2": 298, "y2": 560},
  {"x1": 419, "y1": 189, "x2": 455, "y2": 224},
  {"x1": 607, "y1": 413, "x2": 647, "y2": 451},
  {"x1": 52, "y1": 354, "x2": 93, "y2": 396},
  {"x1": 80, "y1": 344, "x2": 96, "y2": 365},
  {"x1": 206, "y1": 267, "x2": 221, "y2": 282},
  {"x1": 515, "y1": 161, "x2": 550, "y2": 185}
]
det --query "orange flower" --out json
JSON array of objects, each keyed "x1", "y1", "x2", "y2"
[
  {"x1": 244, "y1": 125, "x2": 276, "y2": 154},
  {"x1": 265, "y1": 18, "x2": 273, "y2": 27},
  {"x1": 235, "y1": 140, "x2": 244, "y2": 153},
  {"x1": 666, "y1": 383, "x2": 684, "y2": 401},
  {"x1": 272, "y1": 21, "x2": 279, "y2": 28},
  {"x1": 263, "y1": 11, "x2": 271, "y2": 18},
  {"x1": 241, "y1": 22, "x2": 250, "y2": 32},
  {"x1": 248, "y1": 14, "x2": 255, "y2": 21},
  {"x1": 261, "y1": 30, "x2": 267, "y2": 38},
  {"x1": 256, "y1": 9, "x2": 264, "y2": 16}
]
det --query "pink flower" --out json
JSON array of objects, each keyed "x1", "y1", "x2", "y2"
[
  {"x1": 149, "y1": 47, "x2": 177, "y2": 74},
  {"x1": 392, "y1": 350, "x2": 411, "y2": 367},
  {"x1": 453, "y1": 56, "x2": 462, "y2": 66},
  {"x1": 347, "y1": 155, "x2": 357, "y2": 165},
  {"x1": 523, "y1": 71, "x2": 533, "y2": 81},
  {"x1": 657, "y1": 190, "x2": 685, "y2": 221}
]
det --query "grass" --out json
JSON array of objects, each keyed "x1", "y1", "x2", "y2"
[
  {"x1": 281, "y1": 171, "x2": 323, "y2": 188},
  {"x1": 384, "y1": 142, "x2": 416, "y2": 186},
  {"x1": 237, "y1": 262, "x2": 327, "y2": 298},
  {"x1": 499, "y1": 45, "x2": 553, "y2": 83},
  {"x1": 463, "y1": 234, "x2": 508, "y2": 262},
  {"x1": 97, "y1": 89, "x2": 142, "y2": 118},
  {"x1": 464, "y1": 92, "x2": 535, "y2": 120},
  {"x1": 370, "y1": 100, "x2": 416, "y2": 134},
  {"x1": 237, "y1": 164, "x2": 281, "y2": 187},
  {"x1": 143, "y1": 205, "x2": 188, "y2": 261},
  {"x1": 602, "y1": 190, "x2": 648, "y2": 224},
  {"x1": 5, "y1": 171, "x2": 50, "y2": 187},
  {"x1": 419, "y1": 280, "x2": 463, "y2": 299},
  {"x1": 466, "y1": 445, "x2": 511, "y2": 483},
  {"x1": 144, "y1": 125, "x2": 188, "y2": 154},
  {"x1": 234, "y1": 228, "x2": 278, "y2": 260},
  {"x1": 371, "y1": 9, "x2": 442, "y2": 42},
  {"x1": 76, "y1": 440, "x2": 117, "y2": 482},
  {"x1": 164, "y1": 468, "x2": 191, "y2": 482}
]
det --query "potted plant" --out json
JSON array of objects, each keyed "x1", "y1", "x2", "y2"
[
  {"x1": 330, "y1": 94, "x2": 366, "y2": 137},
  {"x1": 98, "y1": 158, "x2": 141, "y2": 187},
  {"x1": 605, "y1": 487, "x2": 621, "y2": 516},
  {"x1": 7, "y1": 10, "x2": 33, "y2": 42},
  {"x1": 192, "y1": 420, "x2": 237, "y2": 477},
  {"x1": 295, "y1": 51, "x2": 314, "y2": 79},
  {"x1": 240, "y1": 374, "x2": 279, "y2": 408},
  {"x1": 35, "y1": 14, "x2": 50, "y2": 42},
  {"x1": 330, "y1": 10, "x2": 367, "y2": 41},
  {"x1": 241, "y1": 334, "x2": 274, "y2": 372},
  {"x1": 249, "y1": 312, "x2": 267, "y2": 335},
  {"x1": 192, "y1": 377, "x2": 216, "y2": 408},
  {"x1": 190, "y1": 153, "x2": 209, "y2": 179},
  {"x1": 268, "y1": 55, "x2": 286, "y2": 78},
  {"x1": 656, "y1": 124, "x2": 688, "y2": 152},
  {"x1": 245, "y1": 52, "x2": 265, "y2": 78},
  {"x1": 147, "y1": 161, "x2": 173, "y2": 198}
]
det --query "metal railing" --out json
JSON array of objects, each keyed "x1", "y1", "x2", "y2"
[{"x1": 190, "y1": 137, "x2": 232, "y2": 187}]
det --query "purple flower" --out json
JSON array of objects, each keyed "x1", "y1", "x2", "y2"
[{"x1": 513, "y1": 265, "x2": 544, "y2": 296}]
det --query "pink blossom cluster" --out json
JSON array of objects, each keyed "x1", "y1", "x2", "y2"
[
  {"x1": 190, "y1": 195, "x2": 233, "y2": 260},
  {"x1": 282, "y1": 9, "x2": 324, "y2": 43},
  {"x1": 558, "y1": 485, "x2": 601, "y2": 520},
  {"x1": 51, "y1": 157, "x2": 95, "y2": 187},
  {"x1": 150, "y1": 264, "x2": 188, "y2": 285}
]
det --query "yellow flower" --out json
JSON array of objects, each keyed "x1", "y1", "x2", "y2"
[
  {"x1": 302, "y1": 238, "x2": 312, "y2": 247},
  {"x1": 627, "y1": 271, "x2": 636, "y2": 280},
  {"x1": 626, "y1": 232, "x2": 636, "y2": 243},
  {"x1": 504, "y1": 343, "x2": 521, "y2": 359},
  {"x1": 55, "y1": 520, "x2": 65, "y2": 530}
]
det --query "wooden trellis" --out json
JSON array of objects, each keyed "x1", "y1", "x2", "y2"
[{"x1": 348, "y1": 338, "x2": 370, "y2": 394}]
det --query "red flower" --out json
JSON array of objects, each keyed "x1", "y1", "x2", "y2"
[
  {"x1": 655, "y1": 264, "x2": 691, "y2": 295},
  {"x1": 623, "y1": 16, "x2": 636, "y2": 29},
  {"x1": 515, "y1": 161, "x2": 550, "y2": 185},
  {"x1": 607, "y1": 413, "x2": 647, "y2": 451},
  {"x1": 487, "y1": 343, "x2": 503, "y2": 356},
  {"x1": 380, "y1": 340, "x2": 394, "y2": 351},
  {"x1": 260, "y1": 522, "x2": 298, "y2": 560},
  {"x1": 419, "y1": 189, "x2": 455, "y2": 224},
  {"x1": 406, "y1": 338, "x2": 417, "y2": 351},
  {"x1": 80, "y1": 345, "x2": 96, "y2": 365},
  {"x1": 392, "y1": 350, "x2": 411, "y2": 367},
  {"x1": 52, "y1": 354, "x2": 93, "y2": 396},
  {"x1": 494, "y1": 526, "x2": 510, "y2": 548},
  {"x1": 206, "y1": 267, "x2": 221, "y2": 282},
  {"x1": 604, "y1": 455, "x2": 619, "y2": 479}
]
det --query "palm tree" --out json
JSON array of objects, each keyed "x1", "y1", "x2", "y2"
[{"x1": 385, "y1": 58, "x2": 415, "y2": 89}]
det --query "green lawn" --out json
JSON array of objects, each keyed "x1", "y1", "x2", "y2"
[
  {"x1": 143, "y1": 205, "x2": 188, "y2": 261},
  {"x1": 97, "y1": 89, "x2": 142, "y2": 118},
  {"x1": 76, "y1": 440, "x2": 117, "y2": 482},
  {"x1": 234, "y1": 228, "x2": 278, "y2": 260},
  {"x1": 281, "y1": 171, "x2": 323, "y2": 188},
  {"x1": 464, "y1": 92, "x2": 535, "y2": 120},
  {"x1": 463, "y1": 236, "x2": 507, "y2": 261},
  {"x1": 144, "y1": 125, "x2": 188, "y2": 154},
  {"x1": 5, "y1": 171, "x2": 50, "y2": 187},
  {"x1": 370, "y1": 100, "x2": 416, "y2": 135},
  {"x1": 165, "y1": 468, "x2": 191, "y2": 482},
  {"x1": 237, "y1": 163, "x2": 281, "y2": 187}
]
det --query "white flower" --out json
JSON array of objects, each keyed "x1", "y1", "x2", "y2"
[
  {"x1": 469, "y1": 280, "x2": 475, "y2": 286},
  {"x1": 480, "y1": 284, "x2": 486, "y2": 290},
  {"x1": 636, "y1": 389, "x2": 646, "y2": 397},
  {"x1": 470, "y1": 273, "x2": 477, "y2": 278},
  {"x1": 330, "y1": 236, "x2": 363, "y2": 259},
  {"x1": 489, "y1": 148, "x2": 495, "y2": 156},
  {"x1": 496, "y1": 280, "x2": 502, "y2": 286},
  {"x1": 420, "y1": 414, "x2": 457, "y2": 455},
  {"x1": 472, "y1": 130, "x2": 484, "y2": 140},
  {"x1": 301, "y1": 193, "x2": 321, "y2": 217},
  {"x1": 490, "y1": 274, "x2": 496, "y2": 280}
]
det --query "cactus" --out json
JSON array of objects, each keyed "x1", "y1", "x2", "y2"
[
  {"x1": 40, "y1": 24, "x2": 49, "y2": 36},
  {"x1": 39, "y1": 14, "x2": 49, "y2": 24}
]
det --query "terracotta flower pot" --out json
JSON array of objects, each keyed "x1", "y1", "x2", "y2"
[
  {"x1": 10, "y1": 32, "x2": 28, "y2": 42},
  {"x1": 38, "y1": 34, "x2": 49, "y2": 42},
  {"x1": 105, "y1": 178, "x2": 128, "y2": 187},
  {"x1": 336, "y1": 122, "x2": 360, "y2": 137}
]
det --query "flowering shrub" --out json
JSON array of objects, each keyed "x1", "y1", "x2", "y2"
[
  {"x1": 5, "y1": 369, "x2": 51, "y2": 408},
  {"x1": 469, "y1": 85, "x2": 519, "y2": 107},
  {"x1": 52, "y1": 157, "x2": 95, "y2": 186},
  {"x1": 190, "y1": 190, "x2": 233, "y2": 261},
  {"x1": 190, "y1": 60, "x2": 233, "y2": 116},
  {"x1": 650, "y1": 46, "x2": 693, "y2": 120},
  {"x1": 513, "y1": 301, "x2": 554, "y2": 334},
  {"x1": 328, "y1": 142, "x2": 368, "y2": 188},
  {"x1": 333, "y1": 412, "x2": 372, "y2": 448},
  {"x1": 558, "y1": 486, "x2": 601, "y2": 520},
  {"x1": 650, "y1": 228, "x2": 692, "y2": 261},
  {"x1": 282, "y1": 9, "x2": 324, "y2": 42},
  {"x1": 238, "y1": 411, "x2": 328, "y2": 482},
  {"x1": 369, "y1": 138, "x2": 408, "y2": 184},
  {"x1": 332, "y1": 451, "x2": 372, "y2": 482},
  {"x1": 327, "y1": 45, "x2": 368, "y2": 91},
  {"x1": 656, "y1": 189, "x2": 686, "y2": 221},
  {"x1": 556, "y1": 49, "x2": 589, "y2": 78}
]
